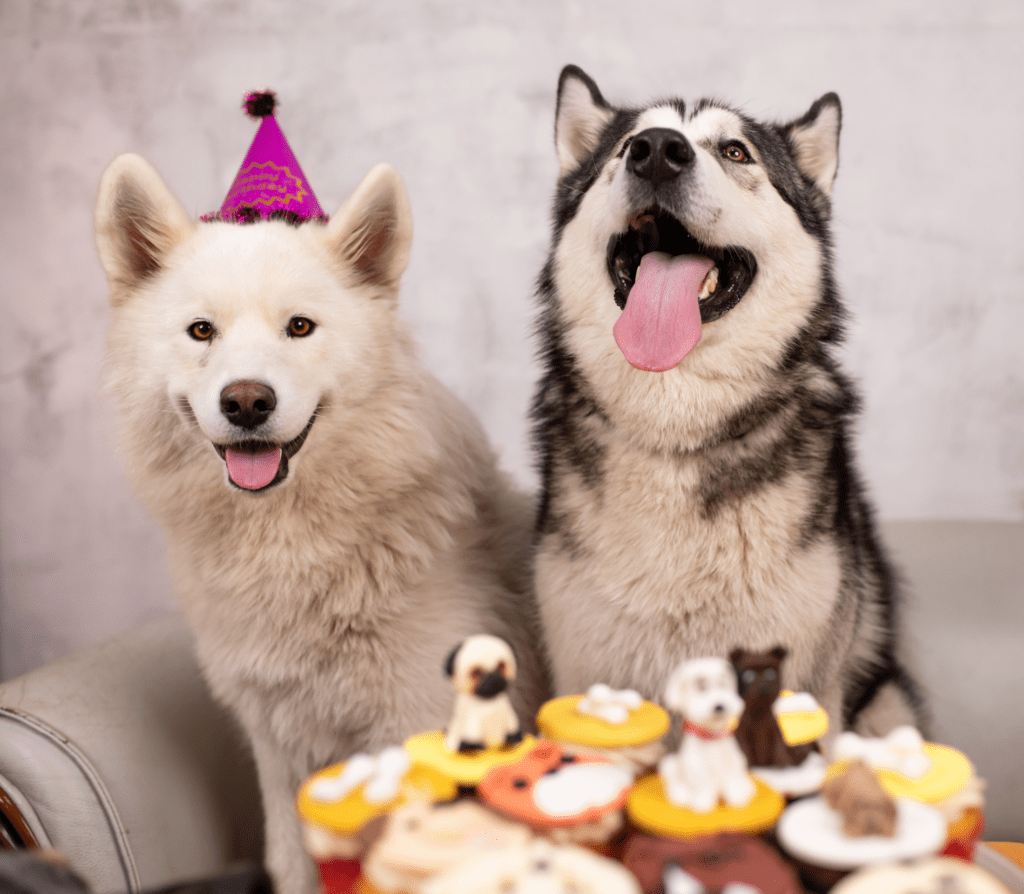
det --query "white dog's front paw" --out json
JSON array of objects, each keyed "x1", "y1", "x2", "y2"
[
  {"x1": 723, "y1": 773, "x2": 756, "y2": 808},
  {"x1": 687, "y1": 787, "x2": 719, "y2": 813},
  {"x1": 667, "y1": 782, "x2": 702, "y2": 810}
]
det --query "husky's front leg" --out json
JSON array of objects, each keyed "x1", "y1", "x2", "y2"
[{"x1": 248, "y1": 731, "x2": 319, "y2": 894}]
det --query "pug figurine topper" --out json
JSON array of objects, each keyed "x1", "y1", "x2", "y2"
[{"x1": 444, "y1": 634, "x2": 523, "y2": 753}]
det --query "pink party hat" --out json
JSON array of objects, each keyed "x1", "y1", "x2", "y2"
[{"x1": 205, "y1": 91, "x2": 327, "y2": 224}]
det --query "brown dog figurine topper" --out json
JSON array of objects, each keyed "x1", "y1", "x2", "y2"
[
  {"x1": 822, "y1": 759, "x2": 897, "y2": 837},
  {"x1": 444, "y1": 635, "x2": 523, "y2": 753},
  {"x1": 730, "y1": 647, "x2": 815, "y2": 769}
]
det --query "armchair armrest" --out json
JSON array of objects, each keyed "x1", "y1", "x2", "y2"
[{"x1": 0, "y1": 614, "x2": 262, "y2": 893}]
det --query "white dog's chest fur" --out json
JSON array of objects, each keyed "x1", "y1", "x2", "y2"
[
  {"x1": 536, "y1": 431, "x2": 840, "y2": 702},
  {"x1": 160, "y1": 438, "x2": 520, "y2": 773}
]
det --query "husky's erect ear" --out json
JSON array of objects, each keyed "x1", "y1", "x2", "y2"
[
  {"x1": 95, "y1": 154, "x2": 193, "y2": 305},
  {"x1": 784, "y1": 93, "x2": 842, "y2": 196},
  {"x1": 323, "y1": 163, "x2": 412, "y2": 293},
  {"x1": 555, "y1": 65, "x2": 615, "y2": 176}
]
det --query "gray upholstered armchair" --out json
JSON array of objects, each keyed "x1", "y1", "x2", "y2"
[{"x1": 0, "y1": 615, "x2": 261, "y2": 893}]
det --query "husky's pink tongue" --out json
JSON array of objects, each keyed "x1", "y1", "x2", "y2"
[
  {"x1": 225, "y1": 446, "x2": 282, "y2": 490},
  {"x1": 613, "y1": 251, "x2": 715, "y2": 372}
]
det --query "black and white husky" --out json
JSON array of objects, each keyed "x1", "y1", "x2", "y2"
[{"x1": 531, "y1": 66, "x2": 927, "y2": 736}]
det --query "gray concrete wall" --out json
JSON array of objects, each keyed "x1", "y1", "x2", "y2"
[{"x1": 1, "y1": 0, "x2": 1021, "y2": 677}]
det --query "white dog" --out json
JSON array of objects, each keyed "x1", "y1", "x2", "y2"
[
  {"x1": 658, "y1": 657, "x2": 755, "y2": 813},
  {"x1": 444, "y1": 634, "x2": 522, "y2": 752},
  {"x1": 94, "y1": 156, "x2": 548, "y2": 894}
]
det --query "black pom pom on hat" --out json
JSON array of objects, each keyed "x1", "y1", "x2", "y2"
[{"x1": 243, "y1": 90, "x2": 277, "y2": 118}]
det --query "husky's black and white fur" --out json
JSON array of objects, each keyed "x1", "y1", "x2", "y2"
[{"x1": 531, "y1": 66, "x2": 927, "y2": 736}]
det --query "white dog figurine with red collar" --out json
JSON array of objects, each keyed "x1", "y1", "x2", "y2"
[{"x1": 658, "y1": 657, "x2": 755, "y2": 813}]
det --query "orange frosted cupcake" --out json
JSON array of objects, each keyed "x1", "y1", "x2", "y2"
[{"x1": 477, "y1": 740, "x2": 633, "y2": 848}]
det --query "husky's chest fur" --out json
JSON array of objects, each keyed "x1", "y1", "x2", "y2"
[
  {"x1": 534, "y1": 367, "x2": 852, "y2": 711},
  {"x1": 531, "y1": 67, "x2": 926, "y2": 736}
]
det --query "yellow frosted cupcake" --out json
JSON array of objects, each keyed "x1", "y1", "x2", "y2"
[
  {"x1": 536, "y1": 684, "x2": 671, "y2": 772},
  {"x1": 297, "y1": 746, "x2": 457, "y2": 894},
  {"x1": 828, "y1": 726, "x2": 986, "y2": 860}
]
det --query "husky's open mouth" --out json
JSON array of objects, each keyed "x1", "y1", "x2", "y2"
[
  {"x1": 605, "y1": 208, "x2": 757, "y2": 371},
  {"x1": 214, "y1": 411, "x2": 317, "y2": 492}
]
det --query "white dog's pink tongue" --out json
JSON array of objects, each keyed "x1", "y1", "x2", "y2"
[
  {"x1": 225, "y1": 446, "x2": 282, "y2": 490},
  {"x1": 613, "y1": 251, "x2": 715, "y2": 372}
]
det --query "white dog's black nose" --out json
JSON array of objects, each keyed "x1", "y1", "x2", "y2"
[
  {"x1": 221, "y1": 380, "x2": 276, "y2": 429},
  {"x1": 627, "y1": 128, "x2": 694, "y2": 187}
]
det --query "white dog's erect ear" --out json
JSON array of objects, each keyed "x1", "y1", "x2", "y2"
[
  {"x1": 555, "y1": 65, "x2": 615, "y2": 176},
  {"x1": 323, "y1": 163, "x2": 412, "y2": 293},
  {"x1": 784, "y1": 93, "x2": 842, "y2": 196},
  {"x1": 95, "y1": 154, "x2": 193, "y2": 304}
]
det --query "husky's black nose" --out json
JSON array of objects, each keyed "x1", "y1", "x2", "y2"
[
  {"x1": 220, "y1": 381, "x2": 276, "y2": 429},
  {"x1": 627, "y1": 128, "x2": 694, "y2": 186}
]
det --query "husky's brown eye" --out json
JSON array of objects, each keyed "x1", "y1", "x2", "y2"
[
  {"x1": 188, "y1": 320, "x2": 214, "y2": 341},
  {"x1": 287, "y1": 316, "x2": 316, "y2": 338},
  {"x1": 723, "y1": 143, "x2": 749, "y2": 163}
]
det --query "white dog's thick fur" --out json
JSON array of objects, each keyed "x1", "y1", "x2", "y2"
[
  {"x1": 658, "y1": 658, "x2": 755, "y2": 813},
  {"x1": 95, "y1": 156, "x2": 547, "y2": 894}
]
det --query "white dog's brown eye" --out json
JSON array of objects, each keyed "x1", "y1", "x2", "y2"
[
  {"x1": 723, "y1": 143, "x2": 749, "y2": 163},
  {"x1": 188, "y1": 320, "x2": 214, "y2": 341},
  {"x1": 287, "y1": 316, "x2": 316, "y2": 338}
]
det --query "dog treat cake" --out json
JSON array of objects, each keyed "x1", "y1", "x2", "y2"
[
  {"x1": 830, "y1": 857, "x2": 1014, "y2": 894},
  {"x1": 417, "y1": 838, "x2": 641, "y2": 894},
  {"x1": 362, "y1": 798, "x2": 533, "y2": 893},
  {"x1": 627, "y1": 657, "x2": 785, "y2": 839},
  {"x1": 298, "y1": 643, "x2": 1001, "y2": 894},
  {"x1": 296, "y1": 747, "x2": 457, "y2": 894},
  {"x1": 622, "y1": 832, "x2": 803, "y2": 894},
  {"x1": 827, "y1": 726, "x2": 987, "y2": 861},
  {"x1": 776, "y1": 757, "x2": 948, "y2": 891},
  {"x1": 404, "y1": 635, "x2": 538, "y2": 787},
  {"x1": 536, "y1": 683, "x2": 671, "y2": 772},
  {"x1": 476, "y1": 740, "x2": 633, "y2": 846}
]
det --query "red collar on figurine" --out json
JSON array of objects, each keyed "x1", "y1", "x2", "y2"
[{"x1": 683, "y1": 720, "x2": 732, "y2": 741}]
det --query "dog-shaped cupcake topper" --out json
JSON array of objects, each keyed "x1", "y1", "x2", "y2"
[
  {"x1": 730, "y1": 647, "x2": 816, "y2": 770},
  {"x1": 658, "y1": 657, "x2": 755, "y2": 813},
  {"x1": 444, "y1": 635, "x2": 523, "y2": 753}
]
